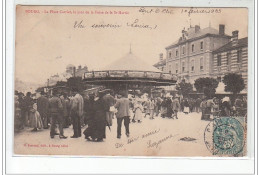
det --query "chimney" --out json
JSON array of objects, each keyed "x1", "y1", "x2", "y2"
[
  {"x1": 231, "y1": 30, "x2": 239, "y2": 46},
  {"x1": 195, "y1": 25, "x2": 200, "y2": 33},
  {"x1": 159, "y1": 53, "x2": 163, "y2": 61},
  {"x1": 219, "y1": 24, "x2": 225, "y2": 35}
]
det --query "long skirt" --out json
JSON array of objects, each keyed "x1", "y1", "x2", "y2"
[
  {"x1": 184, "y1": 107, "x2": 190, "y2": 113},
  {"x1": 134, "y1": 108, "x2": 143, "y2": 121},
  {"x1": 30, "y1": 111, "x2": 43, "y2": 129}
]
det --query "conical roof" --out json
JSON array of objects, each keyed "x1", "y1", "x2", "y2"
[{"x1": 103, "y1": 52, "x2": 161, "y2": 72}]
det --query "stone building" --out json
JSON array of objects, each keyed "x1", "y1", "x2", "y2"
[
  {"x1": 212, "y1": 31, "x2": 248, "y2": 87},
  {"x1": 165, "y1": 24, "x2": 231, "y2": 83}
]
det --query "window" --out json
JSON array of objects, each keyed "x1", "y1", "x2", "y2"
[
  {"x1": 169, "y1": 65, "x2": 171, "y2": 73},
  {"x1": 217, "y1": 76, "x2": 221, "y2": 82},
  {"x1": 192, "y1": 44, "x2": 195, "y2": 52},
  {"x1": 182, "y1": 62, "x2": 185, "y2": 72},
  {"x1": 237, "y1": 49, "x2": 242, "y2": 63},
  {"x1": 176, "y1": 49, "x2": 178, "y2": 57},
  {"x1": 200, "y1": 41, "x2": 204, "y2": 50},
  {"x1": 191, "y1": 60, "x2": 195, "y2": 72},
  {"x1": 200, "y1": 57, "x2": 204, "y2": 70},
  {"x1": 176, "y1": 63, "x2": 178, "y2": 73},
  {"x1": 182, "y1": 45, "x2": 185, "y2": 55},
  {"x1": 169, "y1": 52, "x2": 172, "y2": 58},
  {"x1": 217, "y1": 54, "x2": 221, "y2": 66},
  {"x1": 227, "y1": 52, "x2": 231, "y2": 65}
]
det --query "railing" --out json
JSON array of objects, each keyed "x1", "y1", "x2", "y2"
[{"x1": 84, "y1": 70, "x2": 177, "y2": 81}]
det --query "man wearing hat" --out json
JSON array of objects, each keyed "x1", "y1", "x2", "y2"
[
  {"x1": 114, "y1": 92, "x2": 130, "y2": 139},
  {"x1": 49, "y1": 90, "x2": 67, "y2": 139},
  {"x1": 70, "y1": 88, "x2": 84, "y2": 138},
  {"x1": 37, "y1": 91, "x2": 49, "y2": 129}
]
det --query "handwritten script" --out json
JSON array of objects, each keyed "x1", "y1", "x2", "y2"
[
  {"x1": 115, "y1": 129, "x2": 175, "y2": 149},
  {"x1": 74, "y1": 19, "x2": 157, "y2": 30},
  {"x1": 181, "y1": 8, "x2": 222, "y2": 17}
]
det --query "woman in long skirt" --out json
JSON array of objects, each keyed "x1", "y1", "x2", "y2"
[
  {"x1": 29, "y1": 102, "x2": 43, "y2": 131},
  {"x1": 134, "y1": 101, "x2": 143, "y2": 123}
]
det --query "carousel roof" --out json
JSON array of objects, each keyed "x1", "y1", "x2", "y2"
[
  {"x1": 103, "y1": 52, "x2": 161, "y2": 72},
  {"x1": 83, "y1": 51, "x2": 176, "y2": 86}
]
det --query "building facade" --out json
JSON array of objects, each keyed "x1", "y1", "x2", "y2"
[
  {"x1": 212, "y1": 31, "x2": 248, "y2": 87},
  {"x1": 165, "y1": 24, "x2": 231, "y2": 83}
]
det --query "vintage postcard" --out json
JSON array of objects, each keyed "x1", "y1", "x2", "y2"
[{"x1": 14, "y1": 5, "x2": 249, "y2": 157}]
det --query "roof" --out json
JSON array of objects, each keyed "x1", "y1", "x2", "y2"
[
  {"x1": 213, "y1": 37, "x2": 248, "y2": 54},
  {"x1": 102, "y1": 52, "x2": 161, "y2": 72},
  {"x1": 153, "y1": 59, "x2": 166, "y2": 67},
  {"x1": 166, "y1": 26, "x2": 230, "y2": 49}
]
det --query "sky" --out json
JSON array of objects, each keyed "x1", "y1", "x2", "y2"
[{"x1": 15, "y1": 6, "x2": 248, "y2": 85}]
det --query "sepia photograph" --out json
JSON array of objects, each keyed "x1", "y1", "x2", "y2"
[{"x1": 14, "y1": 6, "x2": 248, "y2": 157}]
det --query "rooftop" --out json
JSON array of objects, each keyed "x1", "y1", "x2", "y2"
[
  {"x1": 166, "y1": 25, "x2": 230, "y2": 49},
  {"x1": 103, "y1": 52, "x2": 161, "y2": 72},
  {"x1": 213, "y1": 37, "x2": 248, "y2": 53}
]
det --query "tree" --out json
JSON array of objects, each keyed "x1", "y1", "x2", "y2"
[
  {"x1": 223, "y1": 73, "x2": 245, "y2": 95},
  {"x1": 176, "y1": 80, "x2": 193, "y2": 98},
  {"x1": 194, "y1": 77, "x2": 219, "y2": 98}
]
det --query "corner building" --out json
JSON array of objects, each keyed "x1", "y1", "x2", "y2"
[{"x1": 165, "y1": 25, "x2": 231, "y2": 83}]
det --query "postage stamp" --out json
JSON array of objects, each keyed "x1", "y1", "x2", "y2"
[{"x1": 204, "y1": 117, "x2": 245, "y2": 156}]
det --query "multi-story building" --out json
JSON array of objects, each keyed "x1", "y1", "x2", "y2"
[
  {"x1": 165, "y1": 24, "x2": 231, "y2": 83},
  {"x1": 153, "y1": 53, "x2": 166, "y2": 72},
  {"x1": 212, "y1": 31, "x2": 248, "y2": 87}
]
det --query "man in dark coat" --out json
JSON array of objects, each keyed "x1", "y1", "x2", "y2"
[
  {"x1": 49, "y1": 91, "x2": 67, "y2": 139},
  {"x1": 23, "y1": 92, "x2": 34, "y2": 126},
  {"x1": 37, "y1": 91, "x2": 49, "y2": 129},
  {"x1": 92, "y1": 92, "x2": 109, "y2": 142}
]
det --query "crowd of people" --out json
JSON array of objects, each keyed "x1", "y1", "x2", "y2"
[{"x1": 14, "y1": 89, "x2": 247, "y2": 142}]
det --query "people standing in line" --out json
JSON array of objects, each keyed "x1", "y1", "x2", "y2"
[
  {"x1": 70, "y1": 89, "x2": 84, "y2": 138},
  {"x1": 49, "y1": 91, "x2": 67, "y2": 139},
  {"x1": 171, "y1": 97, "x2": 180, "y2": 119},
  {"x1": 134, "y1": 100, "x2": 143, "y2": 123},
  {"x1": 114, "y1": 93, "x2": 130, "y2": 139},
  {"x1": 37, "y1": 91, "x2": 49, "y2": 129},
  {"x1": 183, "y1": 98, "x2": 190, "y2": 114},
  {"x1": 29, "y1": 99, "x2": 43, "y2": 132},
  {"x1": 195, "y1": 98, "x2": 202, "y2": 113},
  {"x1": 23, "y1": 92, "x2": 34, "y2": 126},
  {"x1": 103, "y1": 90, "x2": 116, "y2": 127}
]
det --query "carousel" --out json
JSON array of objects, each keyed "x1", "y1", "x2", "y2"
[{"x1": 83, "y1": 50, "x2": 177, "y2": 95}]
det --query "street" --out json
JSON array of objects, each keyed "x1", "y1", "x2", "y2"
[{"x1": 14, "y1": 112, "x2": 213, "y2": 157}]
